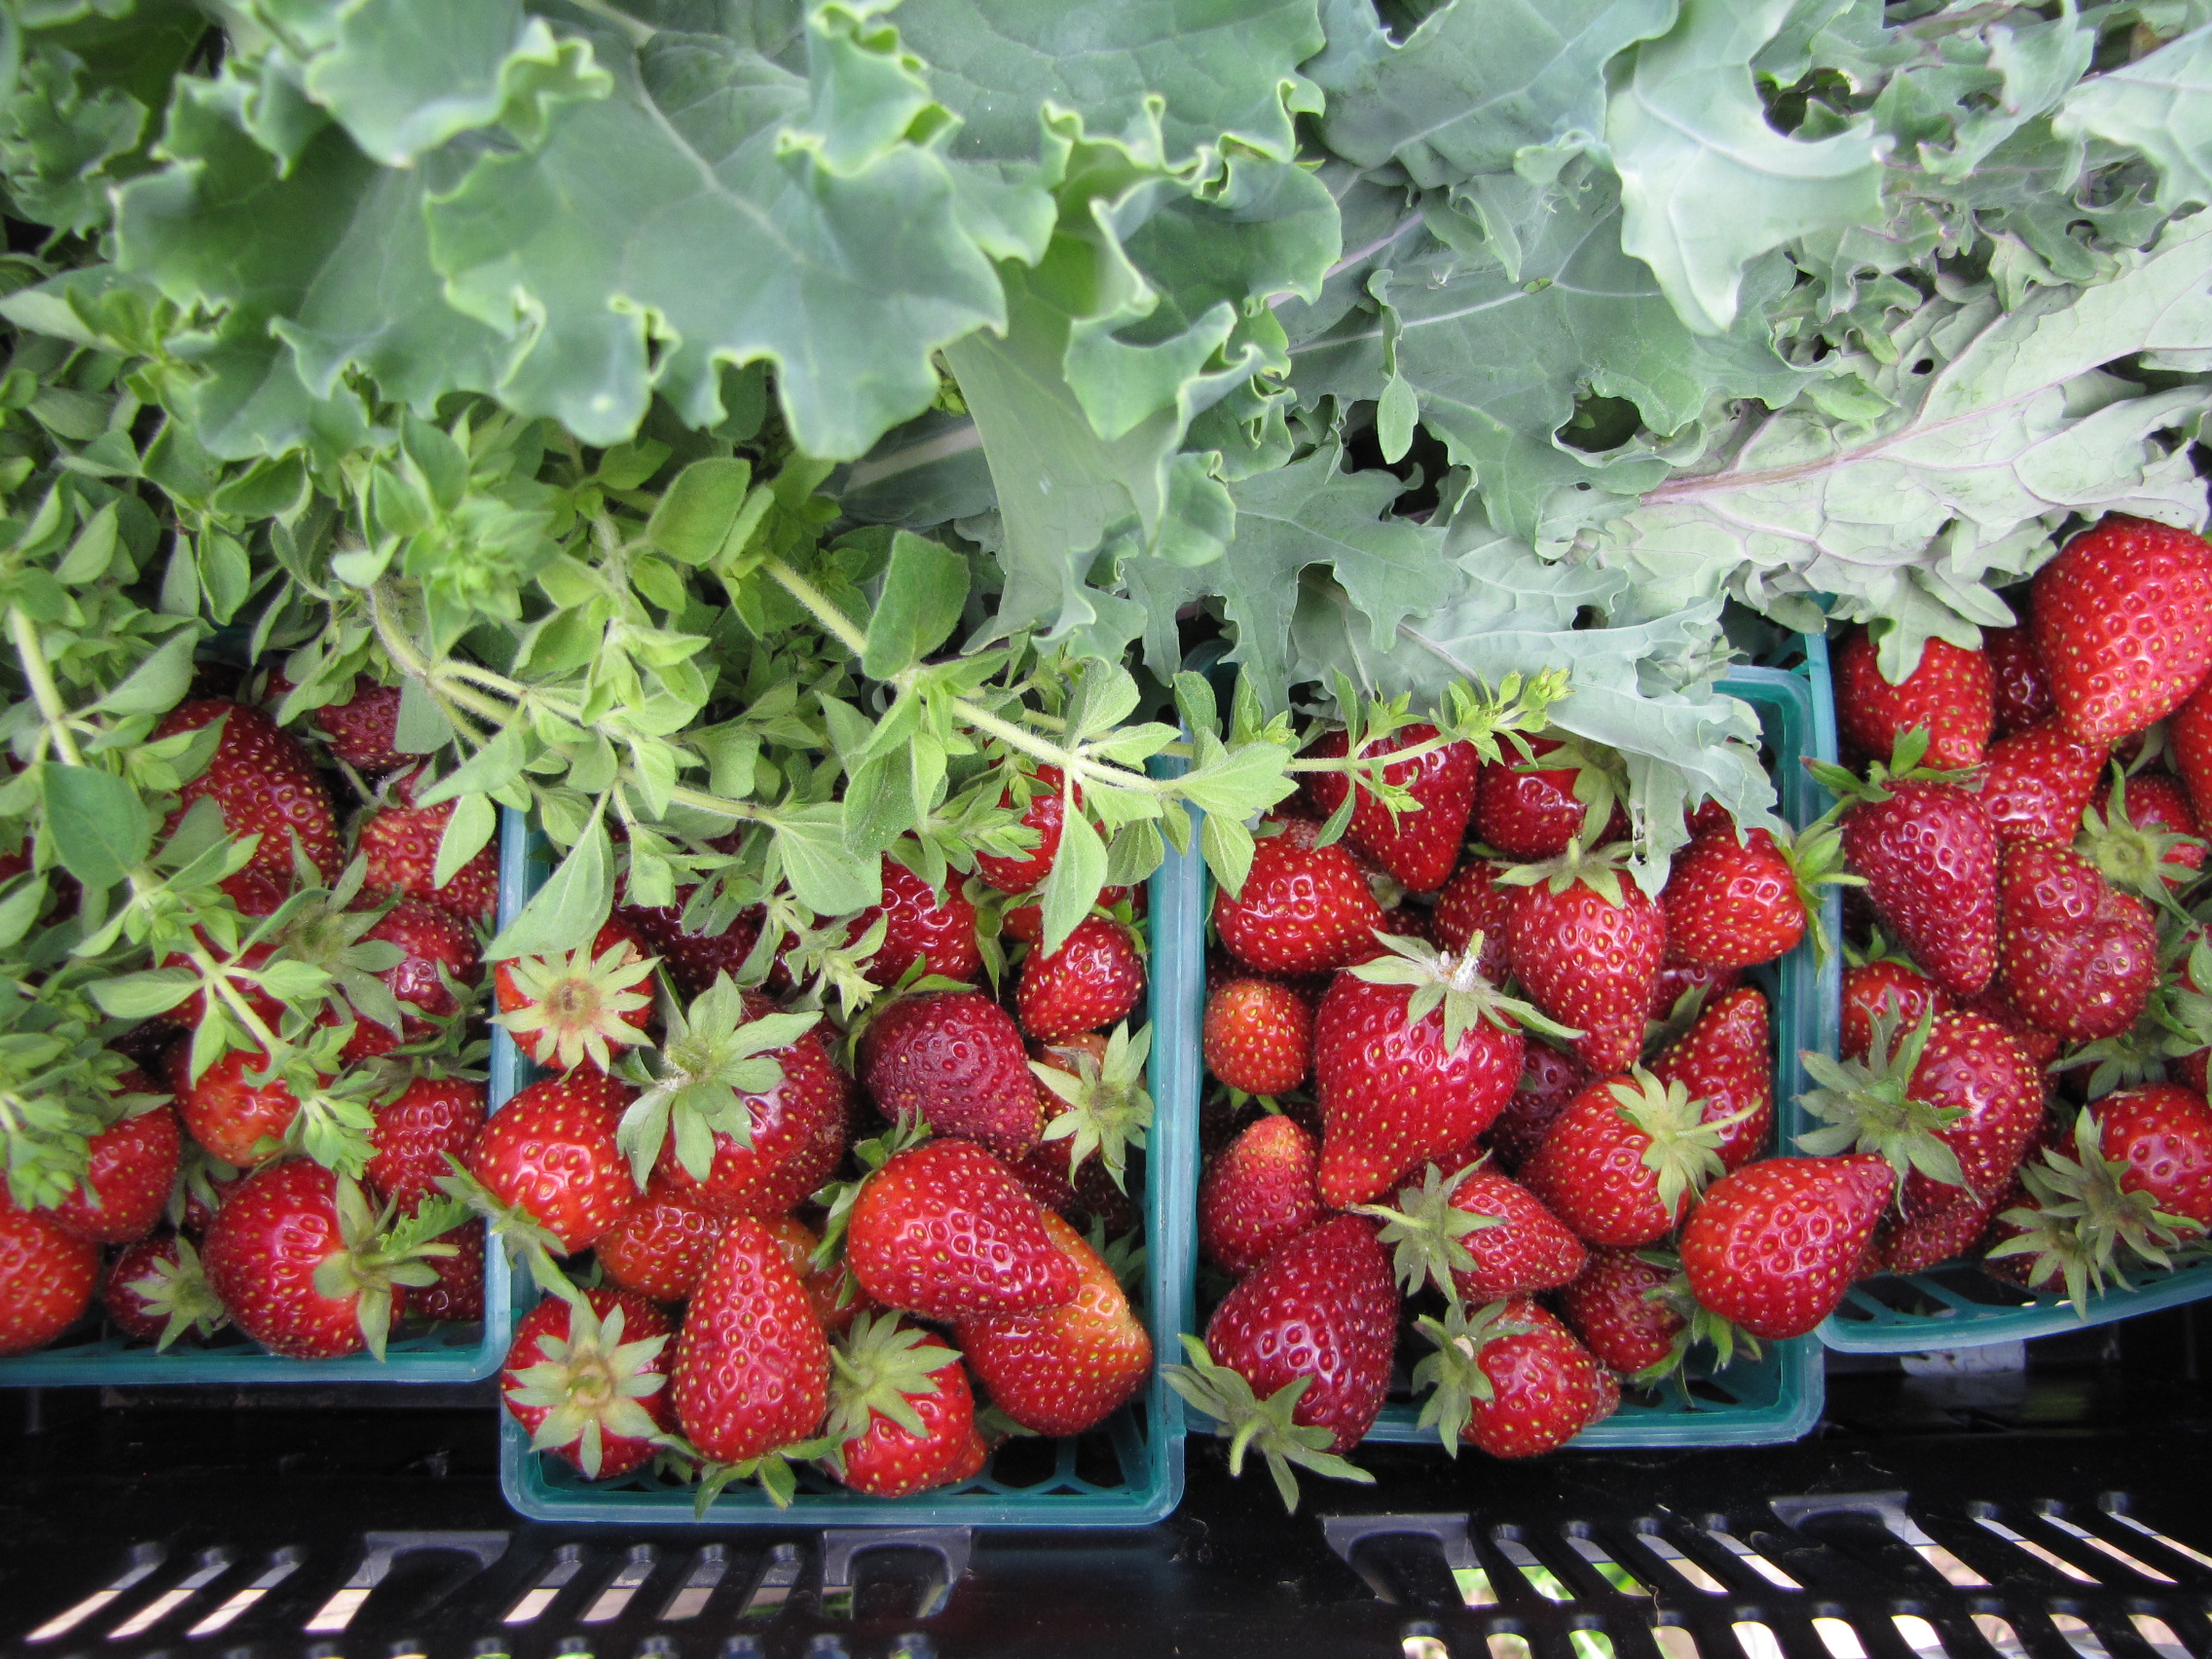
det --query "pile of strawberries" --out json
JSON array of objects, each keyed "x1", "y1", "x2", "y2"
[
  {"x1": 482, "y1": 770, "x2": 1159, "y2": 1503},
  {"x1": 1809, "y1": 515, "x2": 2212, "y2": 1311},
  {"x1": 0, "y1": 674, "x2": 495, "y2": 1361},
  {"x1": 1168, "y1": 702, "x2": 1849, "y2": 1503}
]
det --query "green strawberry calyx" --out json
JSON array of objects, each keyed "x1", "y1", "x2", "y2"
[
  {"x1": 494, "y1": 936, "x2": 659, "y2": 1074},
  {"x1": 1607, "y1": 1067, "x2": 1751, "y2": 1223},
  {"x1": 1795, "y1": 1004, "x2": 1970, "y2": 1198},
  {"x1": 613, "y1": 974, "x2": 820, "y2": 1186},
  {"x1": 670, "y1": 1432, "x2": 841, "y2": 1516},
  {"x1": 1495, "y1": 835, "x2": 1637, "y2": 904},
  {"x1": 1625, "y1": 1247, "x2": 1760, "y2": 1384},
  {"x1": 310, "y1": 1177, "x2": 470, "y2": 1359},
  {"x1": 809, "y1": 1117, "x2": 932, "y2": 1272},
  {"x1": 1351, "y1": 1159, "x2": 1503, "y2": 1308},
  {"x1": 823, "y1": 1310, "x2": 962, "y2": 1449},
  {"x1": 1806, "y1": 727, "x2": 1979, "y2": 806},
  {"x1": 1031, "y1": 1021, "x2": 1153, "y2": 1194},
  {"x1": 122, "y1": 1235, "x2": 230, "y2": 1351},
  {"x1": 435, "y1": 1155, "x2": 571, "y2": 1298},
  {"x1": 1161, "y1": 1334, "x2": 1375, "y2": 1513},
  {"x1": 1984, "y1": 1108, "x2": 2205, "y2": 1315},
  {"x1": 1409, "y1": 1299, "x2": 1532, "y2": 1456},
  {"x1": 2079, "y1": 767, "x2": 2204, "y2": 918},
  {"x1": 505, "y1": 1286, "x2": 675, "y2": 1481},
  {"x1": 1347, "y1": 932, "x2": 1580, "y2": 1051}
]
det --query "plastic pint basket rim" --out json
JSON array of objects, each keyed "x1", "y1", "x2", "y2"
[{"x1": 493, "y1": 788, "x2": 1198, "y2": 1528}]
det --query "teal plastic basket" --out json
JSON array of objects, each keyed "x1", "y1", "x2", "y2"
[
  {"x1": 0, "y1": 822, "x2": 519, "y2": 1387},
  {"x1": 1189, "y1": 652, "x2": 1839, "y2": 1453},
  {"x1": 494, "y1": 800, "x2": 1198, "y2": 1526}
]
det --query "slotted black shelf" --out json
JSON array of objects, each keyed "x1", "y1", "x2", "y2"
[{"x1": 4, "y1": 1310, "x2": 2209, "y2": 1659}]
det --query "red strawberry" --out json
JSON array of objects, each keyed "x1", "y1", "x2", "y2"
[
  {"x1": 1877, "y1": 1190, "x2": 1998, "y2": 1274},
  {"x1": 466, "y1": 1071, "x2": 640, "y2": 1253},
  {"x1": 2031, "y1": 516, "x2": 2212, "y2": 745},
  {"x1": 501, "y1": 1285, "x2": 675, "y2": 1479},
  {"x1": 847, "y1": 1139, "x2": 1080, "y2": 1320},
  {"x1": 1647, "y1": 960, "x2": 1740, "y2": 1020},
  {"x1": 1482, "y1": 1044, "x2": 1591, "y2": 1168},
  {"x1": 761, "y1": 1214, "x2": 868, "y2": 1337},
  {"x1": 1996, "y1": 842, "x2": 2157, "y2": 1040},
  {"x1": 1413, "y1": 1297, "x2": 1616, "y2": 1458},
  {"x1": 345, "y1": 898, "x2": 481, "y2": 1062},
  {"x1": 1198, "y1": 1115, "x2": 1325, "y2": 1277},
  {"x1": 493, "y1": 916, "x2": 656, "y2": 1074},
  {"x1": 955, "y1": 1210, "x2": 1152, "y2": 1436},
  {"x1": 307, "y1": 676, "x2": 407, "y2": 773},
  {"x1": 1312, "y1": 939, "x2": 1533, "y2": 1206},
  {"x1": 176, "y1": 1047, "x2": 313, "y2": 1167},
  {"x1": 1503, "y1": 850, "x2": 1665, "y2": 1075},
  {"x1": 104, "y1": 1232, "x2": 226, "y2": 1347},
  {"x1": 1520, "y1": 1071, "x2": 1738, "y2": 1247},
  {"x1": 1977, "y1": 719, "x2": 2108, "y2": 845},
  {"x1": 853, "y1": 856, "x2": 979, "y2": 986},
  {"x1": 595, "y1": 1182, "x2": 724, "y2": 1303},
  {"x1": 1431, "y1": 860, "x2": 1514, "y2": 984},
  {"x1": 0, "y1": 1192, "x2": 96, "y2": 1355},
  {"x1": 1984, "y1": 625, "x2": 2055, "y2": 740},
  {"x1": 1303, "y1": 722, "x2": 1480, "y2": 892},
  {"x1": 1182, "y1": 1214, "x2": 1396, "y2": 1454},
  {"x1": 828, "y1": 1315, "x2": 985, "y2": 1496},
  {"x1": 671, "y1": 1217, "x2": 832, "y2": 1463},
  {"x1": 1659, "y1": 823, "x2": 1821, "y2": 971},
  {"x1": 1835, "y1": 628, "x2": 1994, "y2": 769},
  {"x1": 977, "y1": 765, "x2": 1072, "y2": 894},
  {"x1": 1954, "y1": 978, "x2": 2063, "y2": 1067},
  {"x1": 1679, "y1": 1155, "x2": 1892, "y2": 1339},
  {"x1": 2081, "y1": 769, "x2": 2206, "y2": 896},
  {"x1": 2174, "y1": 678, "x2": 2212, "y2": 829},
  {"x1": 1004, "y1": 886, "x2": 1132, "y2": 946},
  {"x1": 357, "y1": 767, "x2": 498, "y2": 925},
  {"x1": 1982, "y1": 1108, "x2": 2198, "y2": 1306},
  {"x1": 202, "y1": 1162, "x2": 460, "y2": 1358},
  {"x1": 860, "y1": 990, "x2": 1041, "y2": 1161},
  {"x1": 367, "y1": 1076, "x2": 488, "y2": 1213},
  {"x1": 1841, "y1": 958, "x2": 1948, "y2": 1062},
  {"x1": 154, "y1": 700, "x2": 341, "y2": 883},
  {"x1": 616, "y1": 898, "x2": 762, "y2": 999},
  {"x1": 1559, "y1": 1248, "x2": 1685, "y2": 1375},
  {"x1": 1833, "y1": 773, "x2": 1998, "y2": 998},
  {"x1": 1015, "y1": 915, "x2": 1144, "y2": 1043},
  {"x1": 1803, "y1": 1007, "x2": 2043, "y2": 1218},
  {"x1": 49, "y1": 1104, "x2": 179, "y2": 1244},
  {"x1": 1648, "y1": 987, "x2": 1774, "y2": 1171},
  {"x1": 1363, "y1": 1161, "x2": 1586, "y2": 1304},
  {"x1": 412, "y1": 1223, "x2": 485, "y2": 1320},
  {"x1": 2092, "y1": 1084, "x2": 2212, "y2": 1228},
  {"x1": 1023, "y1": 1028, "x2": 1149, "y2": 1230},
  {"x1": 1474, "y1": 737, "x2": 1625, "y2": 861},
  {"x1": 1212, "y1": 821, "x2": 1385, "y2": 976},
  {"x1": 1203, "y1": 978, "x2": 1312, "y2": 1096}
]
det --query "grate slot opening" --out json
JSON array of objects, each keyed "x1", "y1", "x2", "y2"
[
  {"x1": 184, "y1": 1548, "x2": 303, "y2": 1639},
  {"x1": 1706, "y1": 1529, "x2": 1803, "y2": 1593},
  {"x1": 1735, "y1": 1619, "x2": 1788, "y2": 1659},
  {"x1": 579, "y1": 1546, "x2": 659, "y2": 1625},
  {"x1": 1638, "y1": 1529, "x2": 1730, "y2": 1596},
  {"x1": 1489, "y1": 1634, "x2": 1534, "y2": 1659},
  {"x1": 1655, "y1": 1626, "x2": 1704, "y2": 1659},
  {"x1": 1815, "y1": 1617, "x2": 1870, "y2": 1659},
  {"x1": 1406, "y1": 1637, "x2": 1452, "y2": 1659},
  {"x1": 1894, "y1": 1615, "x2": 1947, "y2": 1657},
  {"x1": 740, "y1": 1544, "x2": 804, "y2": 1621},
  {"x1": 502, "y1": 1546, "x2": 587, "y2": 1627},
  {"x1": 2050, "y1": 1613, "x2": 2114, "y2": 1659},
  {"x1": 2101, "y1": 1508, "x2": 2212, "y2": 1574},
  {"x1": 1570, "y1": 1628, "x2": 1618, "y2": 1659},
  {"x1": 659, "y1": 1546, "x2": 731, "y2": 1623},
  {"x1": 2038, "y1": 1511, "x2": 2174, "y2": 1585},
  {"x1": 1971, "y1": 1515, "x2": 2099, "y2": 1585},
  {"x1": 1972, "y1": 1614, "x2": 2031, "y2": 1659},
  {"x1": 24, "y1": 1544, "x2": 166, "y2": 1642},
  {"x1": 1565, "y1": 1533, "x2": 1647, "y2": 1597},
  {"x1": 106, "y1": 1549, "x2": 233, "y2": 1641},
  {"x1": 1493, "y1": 1535, "x2": 1575, "y2": 1604},
  {"x1": 2125, "y1": 1615, "x2": 2194, "y2": 1659}
]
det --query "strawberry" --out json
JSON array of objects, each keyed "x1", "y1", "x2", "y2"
[
  {"x1": 1835, "y1": 628, "x2": 1994, "y2": 769},
  {"x1": 104, "y1": 1233, "x2": 226, "y2": 1348},
  {"x1": 2031, "y1": 516, "x2": 2212, "y2": 745},
  {"x1": 1015, "y1": 915, "x2": 1144, "y2": 1042},
  {"x1": 1983, "y1": 1108, "x2": 2201, "y2": 1309},
  {"x1": 1474, "y1": 736, "x2": 1625, "y2": 861},
  {"x1": 412, "y1": 1223, "x2": 486, "y2": 1321},
  {"x1": 761, "y1": 1214, "x2": 868, "y2": 1336},
  {"x1": 49, "y1": 1104, "x2": 179, "y2": 1244},
  {"x1": 859, "y1": 990, "x2": 1041, "y2": 1161},
  {"x1": 305, "y1": 676, "x2": 407, "y2": 773},
  {"x1": 846, "y1": 1139, "x2": 1080, "y2": 1320},
  {"x1": 202, "y1": 1162, "x2": 462, "y2": 1358},
  {"x1": 2174, "y1": 678, "x2": 2212, "y2": 829},
  {"x1": 1954, "y1": 979, "x2": 2063, "y2": 1068},
  {"x1": 1519, "y1": 1070, "x2": 1741, "y2": 1248},
  {"x1": 1802, "y1": 1007, "x2": 2043, "y2": 1218},
  {"x1": 1212, "y1": 820, "x2": 1385, "y2": 976},
  {"x1": 955, "y1": 1211, "x2": 1152, "y2": 1436},
  {"x1": 1648, "y1": 986, "x2": 1774, "y2": 1171},
  {"x1": 827, "y1": 1314, "x2": 985, "y2": 1496},
  {"x1": 1877, "y1": 1190, "x2": 1999, "y2": 1274},
  {"x1": 1823, "y1": 744, "x2": 1998, "y2": 998},
  {"x1": 1203, "y1": 977, "x2": 1312, "y2": 1096},
  {"x1": 1679, "y1": 1154, "x2": 1892, "y2": 1340},
  {"x1": 596, "y1": 1181, "x2": 724, "y2": 1303},
  {"x1": 1996, "y1": 841, "x2": 2157, "y2": 1040},
  {"x1": 1361, "y1": 1160, "x2": 1586, "y2": 1305},
  {"x1": 1841, "y1": 957, "x2": 1948, "y2": 1062},
  {"x1": 0, "y1": 1192, "x2": 97, "y2": 1355},
  {"x1": 345, "y1": 898, "x2": 481, "y2": 1062},
  {"x1": 1024, "y1": 1024, "x2": 1151, "y2": 1223},
  {"x1": 1977, "y1": 719, "x2": 2108, "y2": 845},
  {"x1": 1984, "y1": 625, "x2": 2055, "y2": 740},
  {"x1": 1303, "y1": 722, "x2": 1480, "y2": 893},
  {"x1": 494, "y1": 915, "x2": 656, "y2": 1074},
  {"x1": 1503, "y1": 845, "x2": 1665, "y2": 1075},
  {"x1": 977, "y1": 765, "x2": 1072, "y2": 894},
  {"x1": 1659, "y1": 822, "x2": 1830, "y2": 971},
  {"x1": 1004, "y1": 886, "x2": 1132, "y2": 946},
  {"x1": 617, "y1": 898, "x2": 762, "y2": 999},
  {"x1": 853, "y1": 855, "x2": 980, "y2": 986},
  {"x1": 1647, "y1": 960, "x2": 1741, "y2": 1020},
  {"x1": 1198, "y1": 1115, "x2": 1325, "y2": 1277},
  {"x1": 1312, "y1": 936, "x2": 1543, "y2": 1206},
  {"x1": 671, "y1": 1217, "x2": 832, "y2": 1463},
  {"x1": 465, "y1": 1070, "x2": 640, "y2": 1253},
  {"x1": 155, "y1": 699, "x2": 342, "y2": 883},
  {"x1": 1430, "y1": 859, "x2": 1514, "y2": 985},
  {"x1": 2091, "y1": 1083, "x2": 2212, "y2": 1228},
  {"x1": 1482, "y1": 1044, "x2": 1591, "y2": 1168},
  {"x1": 175, "y1": 1046, "x2": 313, "y2": 1167},
  {"x1": 367, "y1": 1075, "x2": 487, "y2": 1213},
  {"x1": 357, "y1": 766, "x2": 498, "y2": 925},
  {"x1": 2081, "y1": 769, "x2": 2206, "y2": 897},
  {"x1": 1412, "y1": 1297, "x2": 1617, "y2": 1458},
  {"x1": 1558, "y1": 1248, "x2": 1685, "y2": 1376},
  {"x1": 501, "y1": 1285, "x2": 676, "y2": 1480}
]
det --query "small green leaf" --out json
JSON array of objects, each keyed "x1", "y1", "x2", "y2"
[
  {"x1": 490, "y1": 817, "x2": 611, "y2": 960},
  {"x1": 770, "y1": 803, "x2": 882, "y2": 915},
  {"x1": 646, "y1": 457, "x2": 755, "y2": 566},
  {"x1": 40, "y1": 764, "x2": 150, "y2": 890},
  {"x1": 1376, "y1": 371, "x2": 1417, "y2": 465},
  {"x1": 862, "y1": 532, "x2": 969, "y2": 680},
  {"x1": 1035, "y1": 807, "x2": 1108, "y2": 956},
  {"x1": 435, "y1": 793, "x2": 498, "y2": 887},
  {"x1": 393, "y1": 676, "x2": 456, "y2": 756},
  {"x1": 95, "y1": 630, "x2": 200, "y2": 718}
]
